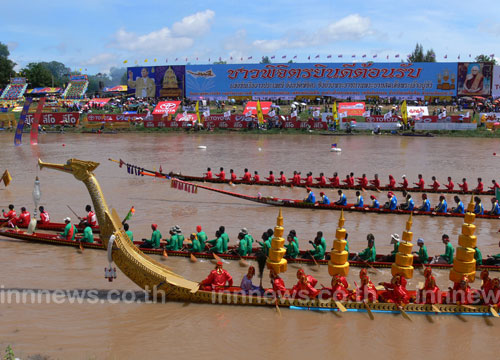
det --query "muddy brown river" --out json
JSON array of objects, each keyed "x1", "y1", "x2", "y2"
[{"x1": 1, "y1": 132, "x2": 499, "y2": 359}]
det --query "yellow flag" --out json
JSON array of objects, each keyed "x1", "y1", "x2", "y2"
[
  {"x1": 333, "y1": 101, "x2": 339, "y2": 127},
  {"x1": 256, "y1": 100, "x2": 264, "y2": 125},
  {"x1": 123, "y1": 60, "x2": 128, "y2": 64},
  {"x1": 154, "y1": 58, "x2": 157, "y2": 62},
  {"x1": 1, "y1": 170, "x2": 12, "y2": 187},
  {"x1": 401, "y1": 100, "x2": 408, "y2": 126},
  {"x1": 144, "y1": 59, "x2": 148, "y2": 63},
  {"x1": 134, "y1": 60, "x2": 138, "y2": 65},
  {"x1": 195, "y1": 101, "x2": 201, "y2": 124}
]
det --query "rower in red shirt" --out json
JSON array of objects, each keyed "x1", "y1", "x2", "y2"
[
  {"x1": 39, "y1": 206, "x2": 50, "y2": 224},
  {"x1": 459, "y1": 178, "x2": 468, "y2": 192},
  {"x1": 266, "y1": 171, "x2": 275, "y2": 183},
  {"x1": 349, "y1": 173, "x2": 355, "y2": 186},
  {"x1": 445, "y1": 176, "x2": 454, "y2": 191},
  {"x1": 302, "y1": 172, "x2": 313, "y2": 187},
  {"x1": 230, "y1": 169, "x2": 237, "y2": 182},
  {"x1": 253, "y1": 171, "x2": 260, "y2": 182},
  {"x1": 449, "y1": 275, "x2": 475, "y2": 305},
  {"x1": 329, "y1": 172, "x2": 340, "y2": 186},
  {"x1": 16, "y1": 207, "x2": 31, "y2": 227},
  {"x1": 399, "y1": 175, "x2": 409, "y2": 190},
  {"x1": 241, "y1": 168, "x2": 252, "y2": 181},
  {"x1": 279, "y1": 171, "x2": 287, "y2": 185},
  {"x1": 489, "y1": 179, "x2": 500, "y2": 191},
  {"x1": 474, "y1": 177, "x2": 484, "y2": 193},
  {"x1": 379, "y1": 274, "x2": 410, "y2": 305},
  {"x1": 342, "y1": 174, "x2": 351, "y2": 187},
  {"x1": 290, "y1": 171, "x2": 301, "y2": 186},
  {"x1": 370, "y1": 174, "x2": 380, "y2": 189},
  {"x1": 291, "y1": 272, "x2": 319, "y2": 299},
  {"x1": 80, "y1": 205, "x2": 97, "y2": 227},
  {"x1": 414, "y1": 174, "x2": 425, "y2": 190},
  {"x1": 387, "y1": 175, "x2": 396, "y2": 189},
  {"x1": 270, "y1": 268, "x2": 287, "y2": 296},
  {"x1": 356, "y1": 269, "x2": 377, "y2": 302},
  {"x1": 2, "y1": 204, "x2": 17, "y2": 227},
  {"x1": 204, "y1": 167, "x2": 213, "y2": 180},
  {"x1": 200, "y1": 261, "x2": 233, "y2": 291},
  {"x1": 356, "y1": 174, "x2": 369, "y2": 188},
  {"x1": 418, "y1": 267, "x2": 441, "y2": 304},
  {"x1": 215, "y1": 167, "x2": 225, "y2": 180},
  {"x1": 430, "y1": 176, "x2": 440, "y2": 191},
  {"x1": 330, "y1": 274, "x2": 351, "y2": 301},
  {"x1": 315, "y1": 172, "x2": 327, "y2": 187}
]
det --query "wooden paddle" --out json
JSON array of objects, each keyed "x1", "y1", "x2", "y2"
[
  {"x1": 490, "y1": 306, "x2": 499, "y2": 318},
  {"x1": 78, "y1": 240, "x2": 84, "y2": 252},
  {"x1": 335, "y1": 300, "x2": 347, "y2": 312},
  {"x1": 239, "y1": 256, "x2": 249, "y2": 267},
  {"x1": 190, "y1": 253, "x2": 197, "y2": 263},
  {"x1": 358, "y1": 257, "x2": 379, "y2": 274},
  {"x1": 275, "y1": 298, "x2": 281, "y2": 316},
  {"x1": 364, "y1": 300, "x2": 374, "y2": 320},
  {"x1": 309, "y1": 251, "x2": 320, "y2": 272},
  {"x1": 162, "y1": 248, "x2": 168, "y2": 258},
  {"x1": 66, "y1": 205, "x2": 80, "y2": 220},
  {"x1": 399, "y1": 305, "x2": 412, "y2": 321},
  {"x1": 212, "y1": 252, "x2": 222, "y2": 263}
]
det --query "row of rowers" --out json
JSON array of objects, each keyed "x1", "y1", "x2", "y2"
[
  {"x1": 305, "y1": 187, "x2": 500, "y2": 215},
  {"x1": 139, "y1": 223, "x2": 500, "y2": 266},
  {"x1": 200, "y1": 261, "x2": 500, "y2": 306},
  {"x1": 203, "y1": 168, "x2": 499, "y2": 192}
]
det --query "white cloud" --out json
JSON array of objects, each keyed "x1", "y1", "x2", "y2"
[
  {"x1": 320, "y1": 14, "x2": 374, "y2": 42},
  {"x1": 82, "y1": 53, "x2": 116, "y2": 66},
  {"x1": 109, "y1": 10, "x2": 214, "y2": 53},
  {"x1": 478, "y1": 19, "x2": 500, "y2": 36},
  {"x1": 172, "y1": 9, "x2": 215, "y2": 37},
  {"x1": 252, "y1": 39, "x2": 290, "y2": 52}
]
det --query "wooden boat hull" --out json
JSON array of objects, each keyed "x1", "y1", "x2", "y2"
[
  {"x1": 0, "y1": 219, "x2": 100, "y2": 233},
  {"x1": 2, "y1": 228, "x2": 499, "y2": 272}
]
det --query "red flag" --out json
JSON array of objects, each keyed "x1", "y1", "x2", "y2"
[{"x1": 159, "y1": 165, "x2": 163, "y2": 173}]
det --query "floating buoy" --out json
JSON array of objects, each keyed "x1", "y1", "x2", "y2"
[
  {"x1": 331, "y1": 148, "x2": 341, "y2": 152},
  {"x1": 258, "y1": 147, "x2": 262, "y2": 151},
  {"x1": 197, "y1": 145, "x2": 207, "y2": 150},
  {"x1": 494, "y1": 153, "x2": 497, "y2": 156},
  {"x1": 62, "y1": 144, "x2": 66, "y2": 147}
]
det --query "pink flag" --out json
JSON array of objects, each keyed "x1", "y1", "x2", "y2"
[
  {"x1": 293, "y1": 55, "x2": 297, "y2": 59},
  {"x1": 308, "y1": 56, "x2": 310, "y2": 60},
  {"x1": 362, "y1": 54, "x2": 366, "y2": 58},
  {"x1": 271, "y1": 55, "x2": 275, "y2": 59},
  {"x1": 352, "y1": 54, "x2": 355, "y2": 58},
  {"x1": 315, "y1": 54, "x2": 320, "y2": 58},
  {"x1": 444, "y1": 54, "x2": 447, "y2": 59},
  {"x1": 338, "y1": 54, "x2": 343, "y2": 58},
  {"x1": 395, "y1": 54, "x2": 400, "y2": 58},
  {"x1": 458, "y1": 55, "x2": 460, "y2": 59},
  {"x1": 327, "y1": 55, "x2": 332, "y2": 58},
  {"x1": 248, "y1": 56, "x2": 252, "y2": 59},
  {"x1": 282, "y1": 55, "x2": 287, "y2": 59},
  {"x1": 373, "y1": 54, "x2": 378, "y2": 58},
  {"x1": 490, "y1": 54, "x2": 495, "y2": 58},
  {"x1": 175, "y1": 58, "x2": 178, "y2": 61}
]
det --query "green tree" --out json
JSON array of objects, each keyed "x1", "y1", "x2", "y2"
[
  {"x1": 475, "y1": 54, "x2": 497, "y2": 65},
  {"x1": 260, "y1": 56, "x2": 271, "y2": 64},
  {"x1": 20, "y1": 62, "x2": 53, "y2": 88},
  {"x1": 39, "y1": 61, "x2": 71, "y2": 87},
  {"x1": 424, "y1": 49, "x2": 436, "y2": 62},
  {"x1": 213, "y1": 60, "x2": 227, "y2": 64},
  {"x1": 0, "y1": 42, "x2": 16, "y2": 88},
  {"x1": 407, "y1": 43, "x2": 436, "y2": 62},
  {"x1": 287, "y1": 59, "x2": 294, "y2": 63}
]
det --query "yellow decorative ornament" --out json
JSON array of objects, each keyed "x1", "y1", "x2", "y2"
[
  {"x1": 266, "y1": 209, "x2": 288, "y2": 274},
  {"x1": 328, "y1": 210, "x2": 350, "y2": 277},
  {"x1": 391, "y1": 213, "x2": 414, "y2": 279}
]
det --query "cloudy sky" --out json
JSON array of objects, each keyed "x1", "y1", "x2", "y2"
[{"x1": 2, "y1": 0, "x2": 499, "y2": 74}]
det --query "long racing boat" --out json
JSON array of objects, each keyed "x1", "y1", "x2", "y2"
[{"x1": 0, "y1": 219, "x2": 100, "y2": 233}]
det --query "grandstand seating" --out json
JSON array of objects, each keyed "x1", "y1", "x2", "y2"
[
  {"x1": 63, "y1": 81, "x2": 88, "y2": 99},
  {"x1": 0, "y1": 83, "x2": 27, "y2": 100}
]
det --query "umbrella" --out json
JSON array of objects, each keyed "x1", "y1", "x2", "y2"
[
  {"x1": 461, "y1": 96, "x2": 473, "y2": 101},
  {"x1": 474, "y1": 96, "x2": 485, "y2": 100}
]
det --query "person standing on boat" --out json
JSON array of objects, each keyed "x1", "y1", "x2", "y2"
[
  {"x1": 414, "y1": 174, "x2": 425, "y2": 190},
  {"x1": 188, "y1": 233, "x2": 202, "y2": 252},
  {"x1": 237, "y1": 232, "x2": 248, "y2": 256},
  {"x1": 353, "y1": 191, "x2": 364, "y2": 208},
  {"x1": 431, "y1": 234, "x2": 454, "y2": 264},
  {"x1": 317, "y1": 192, "x2": 330, "y2": 205},
  {"x1": 329, "y1": 172, "x2": 340, "y2": 186},
  {"x1": 315, "y1": 172, "x2": 327, "y2": 187},
  {"x1": 489, "y1": 198, "x2": 500, "y2": 215},
  {"x1": 356, "y1": 174, "x2": 369, "y2": 188},
  {"x1": 459, "y1": 178, "x2": 468, "y2": 192},
  {"x1": 434, "y1": 195, "x2": 448, "y2": 213},
  {"x1": 418, "y1": 194, "x2": 431, "y2": 212},
  {"x1": 370, "y1": 174, "x2": 380, "y2": 189},
  {"x1": 253, "y1": 171, "x2": 260, "y2": 182},
  {"x1": 79, "y1": 205, "x2": 97, "y2": 227},
  {"x1": 399, "y1": 175, "x2": 409, "y2": 190},
  {"x1": 474, "y1": 196, "x2": 484, "y2": 215},
  {"x1": 266, "y1": 171, "x2": 275, "y2": 183},
  {"x1": 204, "y1": 168, "x2": 213, "y2": 180},
  {"x1": 308, "y1": 231, "x2": 326, "y2": 260},
  {"x1": 418, "y1": 267, "x2": 440, "y2": 304},
  {"x1": 229, "y1": 169, "x2": 237, "y2": 182},
  {"x1": 241, "y1": 228, "x2": 254, "y2": 254},
  {"x1": 384, "y1": 192, "x2": 397, "y2": 210},
  {"x1": 451, "y1": 196, "x2": 465, "y2": 214},
  {"x1": 215, "y1": 167, "x2": 225, "y2": 180},
  {"x1": 279, "y1": 171, "x2": 287, "y2": 185},
  {"x1": 387, "y1": 175, "x2": 396, "y2": 189},
  {"x1": 2, "y1": 204, "x2": 16, "y2": 227},
  {"x1": 59, "y1": 217, "x2": 76, "y2": 241},
  {"x1": 369, "y1": 195, "x2": 380, "y2": 209},
  {"x1": 39, "y1": 206, "x2": 50, "y2": 224},
  {"x1": 81, "y1": 221, "x2": 94, "y2": 243},
  {"x1": 240, "y1": 266, "x2": 260, "y2": 294},
  {"x1": 208, "y1": 230, "x2": 223, "y2": 253},
  {"x1": 413, "y1": 238, "x2": 429, "y2": 264},
  {"x1": 142, "y1": 224, "x2": 162, "y2": 249},
  {"x1": 445, "y1": 177, "x2": 455, "y2": 191},
  {"x1": 356, "y1": 268, "x2": 377, "y2": 302},
  {"x1": 430, "y1": 176, "x2": 440, "y2": 191},
  {"x1": 241, "y1": 168, "x2": 252, "y2": 182},
  {"x1": 354, "y1": 233, "x2": 376, "y2": 262},
  {"x1": 15, "y1": 207, "x2": 30, "y2": 227},
  {"x1": 335, "y1": 190, "x2": 347, "y2": 206},
  {"x1": 165, "y1": 226, "x2": 180, "y2": 251},
  {"x1": 304, "y1": 187, "x2": 316, "y2": 203},
  {"x1": 200, "y1": 260, "x2": 233, "y2": 291},
  {"x1": 285, "y1": 233, "x2": 299, "y2": 258},
  {"x1": 196, "y1": 225, "x2": 207, "y2": 250},
  {"x1": 474, "y1": 177, "x2": 484, "y2": 193},
  {"x1": 124, "y1": 223, "x2": 133, "y2": 242}
]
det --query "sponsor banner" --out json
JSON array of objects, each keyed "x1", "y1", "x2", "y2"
[
  {"x1": 407, "y1": 106, "x2": 429, "y2": 116},
  {"x1": 70, "y1": 75, "x2": 88, "y2": 81},
  {"x1": 25, "y1": 112, "x2": 80, "y2": 125},
  {"x1": 127, "y1": 66, "x2": 185, "y2": 98},
  {"x1": 87, "y1": 113, "x2": 146, "y2": 122},
  {"x1": 11, "y1": 77, "x2": 26, "y2": 84},
  {"x1": 457, "y1": 62, "x2": 493, "y2": 96},
  {"x1": 414, "y1": 115, "x2": 471, "y2": 123},
  {"x1": 152, "y1": 101, "x2": 181, "y2": 115},
  {"x1": 492, "y1": 66, "x2": 500, "y2": 98},
  {"x1": 480, "y1": 113, "x2": 500, "y2": 122},
  {"x1": 243, "y1": 101, "x2": 272, "y2": 115},
  {"x1": 355, "y1": 122, "x2": 402, "y2": 130},
  {"x1": 365, "y1": 115, "x2": 401, "y2": 123},
  {"x1": 186, "y1": 62, "x2": 458, "y2": 99},
  {"x1": 415, "y1": 123, "x2": 477, "y2": 131},
  {"x1": 175, "y1": 113, "x2": 198, "y2": 122},
  {"x1": 338, "y1": 102, "x2": 365, "y2": 116},
  {"x1": 88, "y1": 98, "x2": 111, "y2": 106}
]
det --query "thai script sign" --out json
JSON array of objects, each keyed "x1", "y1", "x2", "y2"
[{"x1": 25, "y1": 112, "x2": 80, "y2": 125}]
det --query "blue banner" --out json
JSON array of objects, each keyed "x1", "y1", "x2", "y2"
[
  {"x1": 13, "y1": 98, "x2": 33, "y2": 146},
  {"x1": 185, "y1": 62, "x2": 458, "y2": 100}
]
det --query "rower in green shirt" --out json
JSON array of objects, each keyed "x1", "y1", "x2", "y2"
[
  {"x1": 142, "y1": 224, "x2": 162, "y2": 249},
  {"x1": 241, "y1": 228, "x2": 254, "y2": 254},
  {"x1": 124, "y1": 223, "x2": 134, "y2": 242},
  {"x1": 237, "y1": 232, "x2": 248, "y2": 256},
  {"x1": 474, "y1": 246, "x2": 482, "y2": 266},
  {"x1": 431, "y1": 234, "x2": 454, "y2": 264},
  {"x1": 257, "y1": 230, "x2": 273, "y2": 256},
  {"x1": 208, "y1": 230, "x2": 224, "y2": 254},
  {"x1": 382, "y1": 233, "x2": 400, "y2": 262},
  {"x1": 166, "y1": 227, "x2": 180, "y2": 251},
  {"x1": 219, "y1": 226, "x2": 229, "y2": 253},
  {"x1": 309, "y1": 231, "x2": 326, "y2": 260},
  {"x1": 188, "y1": 233, "x2": 202, "y2": 253},
  {"x1": 196, "y1": 225, "x2": 207, "y2": 251},
  {"x1": 288, "y1": 230, "x2": 299, "y2": 251},
  {"x1": 484, "y1": 240, "x2": 500, "y2": 265},
  {"x1": 354, "y1": 233, "x2": 376, "y2": 262},
  {"x1": 60, "y1": 217, "x2": 77, "y2": 241},
  {"x1": 81, "y1": 222, "x2": 94, "y2": 243},
  {"x1": 175, "y1": 226, "x2": 185, "y2": 249},
  {"x1": 285, "y1": 234, "x2": 299, "y2": 258},
  {"x1": 413, "y1": 238, "x2": 429, "y2": 264}
]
